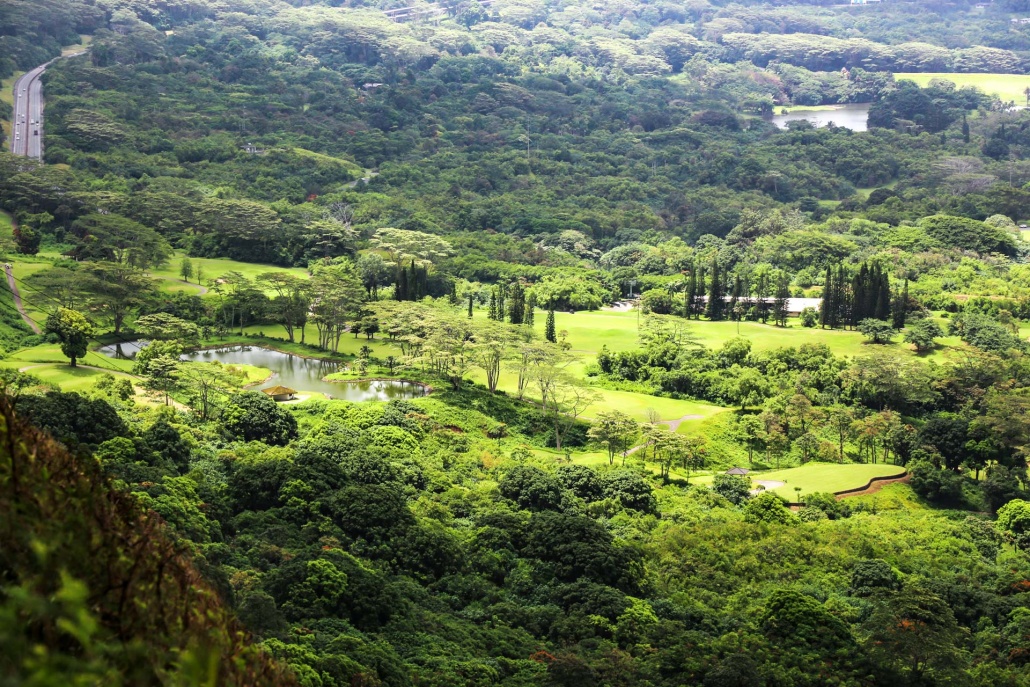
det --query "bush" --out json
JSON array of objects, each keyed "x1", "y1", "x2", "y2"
[
  {"x1": 222, "y1": 392, "x2": 299, "y2": 446},
  {"x1": 712, "y1": 474, "x2": 751, "y2": 505},
  {"x1": 909, "y1": 460, "x2": 964, "y2": 505},
  {"x1": 743, "y1": 492, "x2": 798, "y2": 525}
]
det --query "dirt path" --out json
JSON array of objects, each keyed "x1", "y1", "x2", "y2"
[
  {"x1": 752, "y1": 479, "x2": 786, "y2": 493},
  {"x1": 836, "y1": 472, "x2": 911, "y2": 499},
  {"x1": 4, "y1": 263, "x2": 41, "y2": 333},
  {"x1": 622, "y1": 414, "x2": 706, "y2": 457},
  {"x1": 178, "y1": 278, "x2": 208, "y2": 295},
  {"x1": 663, "y1": 414, "x2": 705, "y2": 432}
]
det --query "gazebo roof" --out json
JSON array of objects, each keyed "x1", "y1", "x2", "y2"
[
  {"x1": 262, "y1": 385, "x2": 296, "y2": 396},
  {"x1": 726, "y1": 467, "x2": 750, "y2": 475}
]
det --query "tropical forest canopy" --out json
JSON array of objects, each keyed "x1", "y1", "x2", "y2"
[{"x1": 6, "y1": 0, "x2": 1030, "y2": 685}]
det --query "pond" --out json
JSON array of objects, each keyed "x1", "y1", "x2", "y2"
[
  {"x1": 95, "y1": 341, "x2": 427, "y2": 401},
  {"x1": 770, "y1": 103, "x2": 871, "y2": 132}
]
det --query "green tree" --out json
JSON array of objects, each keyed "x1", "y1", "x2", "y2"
[
  {"x1": 712, "y1": 473, "x2": 751, "y2": 505},
  {"x1": 735, "y1": 414, "x2": 765, "y2": 464},
  {"x1": 743, "y1": 492, "x2": 798, "y2": 524},
  {"x1": 44, "y1": 308, "x2": 93, "y2": 367},
  {"x1": 859, "y1": 318, "x2": 895, "y2": 344},
  {"x1": 222, "y1": 392, "x2": 298, "y2": 446},
  {"x1": 864, "y1": 586, "x2": 969, "y2": 684},
  {"x1": 904, "y1": 318, "x2": 943, "y2": 352},
  {"x1": 179, "y1": 257, "x2": 193, "y2": 283},
  {"x1": 587, "y1": 410, "x2": 639, "y2": 465},
  {"x1": 258, "y1": 272, "x2": 311, "y2": 344},
  {"x1": 545, "y1": 309, "x2": 556, "y2": 343}
]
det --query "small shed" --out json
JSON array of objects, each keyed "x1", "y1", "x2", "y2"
[
  {"x1": 262, "y1": 385, "x2": 297, "y2": 402},
  {"x1": 726, "y1": 467, "x2": 750, "y2": 476}
]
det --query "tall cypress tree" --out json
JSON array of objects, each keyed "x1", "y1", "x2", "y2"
[
  {"x1": 874, "y1": 269, "x2": 891, "y2": 321},
  {"x1": 852, "y1": 264, "x2": 867, "y2": 323},
  {"x1": 685, "y1": 269, "x2": 697, "y2": 319},
  {"x1": 467, "y1": 293, "x2": 474, "y2": 318},
  {"x1": 755, "y1": 272, "x2": 770, "y2": 323},
  {"x1": 693, "y1": 265, "x2": 707, "y2": 319},
  {"x1": 705, "y1": 260, "x2": 724, "y2": 320},
  {"x1": 892, "y1": 279, "x2": 908, "y2": 329},
  {"x1": 773, "y1": 276, "x2": 790, "y2": 327},
  {"x1": 819, "y1": 266, "x2": 833, "y2": 329},
  {"x1": 509, "y1": 282, "x2": 525, "y2": 325},
  {"x1": 395, "y1": 265, "x2": 408, "y2": 301},
  {"x1": 835, "y1": 264, "x2": 849, "y2": 328},
  {"x1": 525, "y1": 292, "x2": 536, "y2": 327},
  {"x1": 545, "y1": 310, "x2": 556, "y2": 343},
  {"x1": 488, "y1": 291, "x2": 498, "y2": 320},
  {"x1": 497, "y1": 283, "x2": 506, "y2": 321},
  {"x1": 729, "y1": 275, "x2": 741, "y2": 320}
]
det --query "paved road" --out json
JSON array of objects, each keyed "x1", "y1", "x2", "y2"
[
  {"x1": 4, "y1": 264, "x2": 41, "y2": 334},
  {"x1": 9, "y1": 51, "x2": 86, "y2": 160}
]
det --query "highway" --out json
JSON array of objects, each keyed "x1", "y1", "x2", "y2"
[
  {"x1": 9, "y1": 63, "x2": 46, "y2": 159},
  {"x1": 8, "y1": 51, "x2": 85, "y2": 160}
]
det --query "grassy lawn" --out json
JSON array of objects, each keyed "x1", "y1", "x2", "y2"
[
  {"x1": 692, "y1": 463, "x2": 906, "y2": 499},
  {"x1": 10, "y1": 343, "x2": 135, "y2": 374},
  {"x1": 12, "y1": 362, "x2": 133, "y2": 393},
  {"x1": 894, "y1": 72, "x2": 1030, "y2": 103},
  {"x1": 506, "y1": 307, "x2": 961, "y2": 362},
  {"x1": 532, "y1": 446, "x2": 719, "y2": 482},
  {"x1": 149, "y1": 252, "x2": 310, "y2": 294}
]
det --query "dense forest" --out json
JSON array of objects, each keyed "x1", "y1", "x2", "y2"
[{"x1": 6, "y1": 0, "x2": 1030, "y2": 685}]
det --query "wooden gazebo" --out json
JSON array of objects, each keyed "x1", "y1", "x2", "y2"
[{"x1": 262, "y1": 385, "x2": 297, "y2": 402}]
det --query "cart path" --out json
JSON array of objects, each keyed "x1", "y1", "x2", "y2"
[
  {"x1": 836, "y1": 472, "x2": 911, "y2": 499},
  {"x1": 4, "y1": 263, "x2": 41, "y2": 333}
]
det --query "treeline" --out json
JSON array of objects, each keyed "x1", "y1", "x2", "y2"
[
  {"x1": 0, "y1": 0, "x2": 103, "y2": 77},
  {"x1": 720, "y1": 32, "x2": 1025, "y2": 73}
]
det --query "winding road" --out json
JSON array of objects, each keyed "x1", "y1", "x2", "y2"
[{"x1": 9, "y1": 51, "x2": 86, "y2": 160}]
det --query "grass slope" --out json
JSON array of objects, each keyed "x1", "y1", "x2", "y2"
[{"x1": 894, "y1": 72, "x2": 1030, "y2": 103}]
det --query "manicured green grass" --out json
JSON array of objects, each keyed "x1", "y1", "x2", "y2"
[
  {"x1": 10, "y1": 343, "x2": 135, "y2": 374},
  {"x1": 507, "y1": 307, "x2": 961, "y2": 362},
  {"x1": 894, "y1": 72, "x2": 1030, "y2": 103},
  {"x1": 149, "y1": 253, "x2": 310, "y2": 295},
  {"x1": 13, "y1": 362, "x2": 132, "y2": 393},
  {"x1": 692, "y1": 462, "x2": 906, "y2": 499}
]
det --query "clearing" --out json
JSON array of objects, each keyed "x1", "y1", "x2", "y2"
[
  {"x1": 692, "y1": 463, "x2": 907, "y2": 499},
  {"x1": 894, "y1": 73, "x2": 1030, "y2": 103}
]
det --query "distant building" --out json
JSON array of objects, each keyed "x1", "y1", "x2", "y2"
[
  {"x1": 1012, "y1": 16, "x2": 1030, "y2": 23},
  {"x1": 726, "y1": 467, "x2": 750, "y2": 476},
  {"x1": 700, "y1": 296, "x2": 822, "y2": 316},
  {"x1": 850, "y1": 0, "x2": 883, "y2": 5},
  {"x1": 242, "y1": 143, "x2": 265, "y2": 155}
]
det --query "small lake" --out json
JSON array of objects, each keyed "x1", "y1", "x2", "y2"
[
  {"x1": 96, "y1": 341, "x2": 427, "y2": 401},
  {"x1": 770, "y1": 103, "x2": 871, "y2": 131}
]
